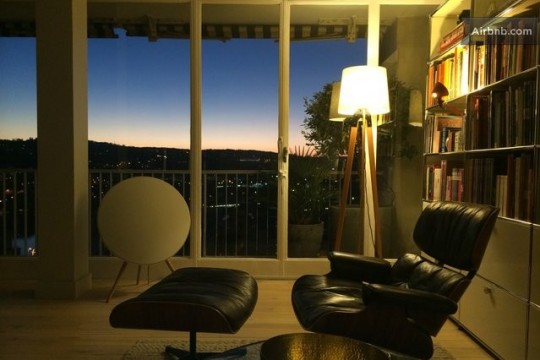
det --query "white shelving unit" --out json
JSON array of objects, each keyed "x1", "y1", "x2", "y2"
[{"x1": 424, "y1": 1, "x2": 540, "y2": 358}]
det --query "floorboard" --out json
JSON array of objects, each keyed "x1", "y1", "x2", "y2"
[{"x1": 0, "y1": 279, "x2": 495, "y2": 359}]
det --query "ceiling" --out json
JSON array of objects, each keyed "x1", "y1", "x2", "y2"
[{"x1": 0, "y1": 1, "x2": 441, "y2": 41}]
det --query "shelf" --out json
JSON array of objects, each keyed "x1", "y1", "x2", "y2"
[
  {"x1": 376, "y1": 121, "x2": 396, "y2": 135},
  {"x1": 459, "y1": 276, "x2": 528, "y2": 359},
  {"x1": 424, "y1": 146, "x2": 537, "y2": 156},
  {"x1": 424, "y1": 2, "x2": 540, "y2": 354},
  {"x1": 464, "y1": 145, "x2": 535, "y2": 154},
  {"x1": 469, "y1": 65, "x2": 538, "y2": 94},
  {"x1": 427, "y1": 94, "x2": 468, "y2": 113},
  {"x1": 423, "y1": 151, "x2": 465, "y2": 157},
  {"x1": 429, "y1": 0, "x2": 471, "y2": 59},
  {"x1": 430, "y1": 41, "x2": 467, "y2": 63},
  {"x1": 474, "y1": 0, "x2": 540, "y2": 19}
]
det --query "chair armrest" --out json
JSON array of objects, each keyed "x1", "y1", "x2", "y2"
[
  {"x1": 361, "y1": 282, "x2": 458, "y2": 314},
  {"x1": 328, "y1": 251, "x2": 392, "y2": 283}
]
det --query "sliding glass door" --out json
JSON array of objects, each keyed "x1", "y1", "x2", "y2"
[
  {"x1": 287, "y1": 4, "x2": 367, "y2": 259},
  {"x1": 201, "y1": 3, "x2": 280, "y2": 259}
]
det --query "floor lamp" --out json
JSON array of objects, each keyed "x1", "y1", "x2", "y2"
[
  {"x1": 332, "y1": 66, "x2": 390, "y2": 258},
  {"x1": 328, "y1": 81, "x2": 365, "y2": 251}
]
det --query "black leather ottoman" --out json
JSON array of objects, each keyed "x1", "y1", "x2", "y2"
[{"x1": 110, "y1": 267, "x2": 258, "y2": 359}]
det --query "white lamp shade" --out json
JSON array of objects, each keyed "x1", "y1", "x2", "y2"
[
  {"x1": 338, "y1": 65, "x2": 390, "y2": 116},
  {"x1": 329, "y1": 81, "x2": 346, "y2": 121}
]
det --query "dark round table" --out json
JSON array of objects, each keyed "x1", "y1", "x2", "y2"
[{"x1": 260, "y1": 333, "x2": 390, "y2": 360}]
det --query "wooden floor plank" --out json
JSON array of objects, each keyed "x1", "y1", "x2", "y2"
[{"x1": 0, "y1": 279, "x2": 494, "y2": 359}]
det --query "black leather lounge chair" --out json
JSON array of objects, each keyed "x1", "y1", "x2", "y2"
[{"x1": 291, "y1": 201, "x2": 499, "y2": 359}]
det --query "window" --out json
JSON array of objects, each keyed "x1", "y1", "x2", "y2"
[
  {"x1": 201, "y1": 3, "x2": 280, "y2": 258},
  {"x1": 87, "y1": 3, "x2": 192, "y2": 256},
  {"x1": 0, "y1": 36, "x2": 37, "y2": 256},
  {"x1": 288, "y1": 5, "x2": 367, "y2": 257}
]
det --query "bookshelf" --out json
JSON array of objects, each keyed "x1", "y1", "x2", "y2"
[{"x1": 424, "y1": 1, "x2": 540, "y2": 358}]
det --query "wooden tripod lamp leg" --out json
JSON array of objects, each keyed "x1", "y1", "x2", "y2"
[
  {"x1": 364, "y1": 115, "x2": 382, "y2": 258},
  {"x1": 334, "y1": 125, "x2": 358, "y2": 251}
]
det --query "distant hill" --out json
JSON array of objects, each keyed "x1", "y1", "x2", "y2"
[
  {"x1": 0, "y1": 139, "x2": 278, "y2": 170},
  {"x1": 0, "y1": 139, "x2": 37, "y2": 168}
]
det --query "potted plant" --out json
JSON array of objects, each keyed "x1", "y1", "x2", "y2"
[{"x1": 288, "y1": 146, "x2": 336, "y2": 257}]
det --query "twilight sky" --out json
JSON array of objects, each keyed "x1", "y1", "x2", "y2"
[{"x1": 0, "y1": 32, "x2": 366, "y2": 152}]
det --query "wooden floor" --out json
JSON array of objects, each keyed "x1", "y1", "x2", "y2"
[{"x1": 0, "y1": 279, "x2": 495, "y2": 359}]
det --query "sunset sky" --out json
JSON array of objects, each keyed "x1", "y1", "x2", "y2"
[{"x1": 1, "y1": 33, "x2": 366, "y2": 152}]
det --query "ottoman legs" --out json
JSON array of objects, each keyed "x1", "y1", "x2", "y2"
[{"x1": 163, "y1": 330, "x2": 247, "y2": 359}]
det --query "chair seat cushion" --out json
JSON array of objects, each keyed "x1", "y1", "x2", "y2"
[
  {"x1": 292, "y1": 274, "x2": 366, "y2": 331},
  {"x1": 110, "y1": 267, "x2": 258, "y2": 334}
]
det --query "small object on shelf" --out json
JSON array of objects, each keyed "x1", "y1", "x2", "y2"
[{"x1": 432, "y1": 82, "x2": 449, "y2": 107}]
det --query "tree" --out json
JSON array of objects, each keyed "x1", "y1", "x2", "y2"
[{"x1": 300, "y1": 83, "x2": 353, "y2": 160}]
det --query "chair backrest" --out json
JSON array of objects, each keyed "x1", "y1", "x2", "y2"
[
  {"x1": 97, "y1": 176, "x2": 190, "y2": 265},
  {"x1": 412, "y1": 201, "x2": 499, "y2": 273},
  {"x1": 389, "y1": 202, "x2": 499, "y2": 336}
]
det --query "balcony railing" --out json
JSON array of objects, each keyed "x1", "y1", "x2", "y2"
[
  {"x1": 1, "y1": 169, "x2": 360, "y2": 257},
  {"x1": 0, "y1": 170, "x2": 36, "y2": 256}
]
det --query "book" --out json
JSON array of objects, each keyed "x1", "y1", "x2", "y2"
[
  {"x1": 445, "y1": 175, "x2": 453, "y2": 201},
  {"x1": 451, "y1": 167, "x2": 464, "y2": 202},
  {"x1": 491, "y1": 90, "x2": 506, "y2": 148},
  {"x1": 433, "y1": 167, "x2": 442, "y2": 201},
  {"x1": 496, "y1": 175, "x2": 508, "y2": 217},
  {"x1": 428, "y1": 45, "x2": 470, "y2": 103},
  {"x1": 439, "y1": 22, "x2": 467, "y2": 53},
  {"x1": 432, "y1": 115, "x2": 464, "y2": 153},
  {"x1": 514, "y1": 153, "x2": 532, "y2": 220},
  {"x1": 471, "y1": 41, "x2": 486, "y2": 90},
  {"x1": 440, "y1": 160, "x2": 448, "y2": 201},
  {"x1": 424, "y1": 113, "x2": 435, "y2": 153},
  {"x1": 426, "y1": 165, "x2": 434, "y2": 200},
  {"x1": 453, "y1": 130, "x2": 463, "y2": 151},
  {"x1": 469, "y1": 95, "x2": 490, "y2": 149}
]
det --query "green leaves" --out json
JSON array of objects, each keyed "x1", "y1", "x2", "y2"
[{"x1": 288, "y1": 147, "x2": 336, "y2": 225}]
